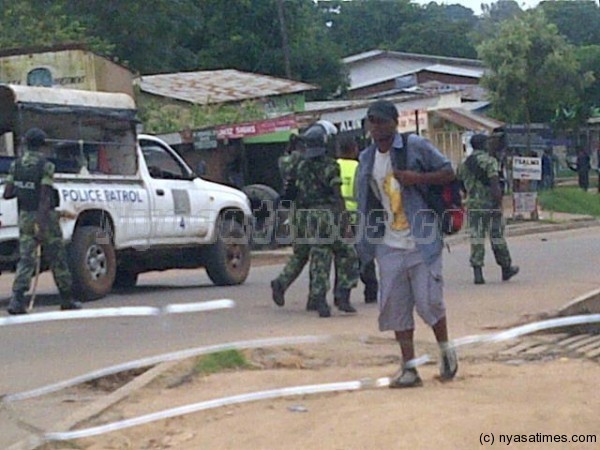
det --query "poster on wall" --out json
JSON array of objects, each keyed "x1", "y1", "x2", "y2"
[
  {"x1": 512, "y1": 156, "x2": 542, "y2": 180},
  {"x1": 513, "y1": 192, "x2": 538, "y2": 214}
]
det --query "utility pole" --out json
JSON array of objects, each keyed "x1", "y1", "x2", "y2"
[{"x1": 276, "y1": 0, "x2": 292, "y2": 79}]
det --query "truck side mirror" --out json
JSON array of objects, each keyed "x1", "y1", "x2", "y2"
[{"x1": 196, "y1": 160, "x2": 207, "y2": 177}]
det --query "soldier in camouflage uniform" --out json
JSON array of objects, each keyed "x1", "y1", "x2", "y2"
[
  {"x1": 457, "y1": 133, "x2": 519, "y2": 285},
  {"x1": 3, "y1": 128, "x2": 82, "y2": 314},
  {"x1": 294, "y1": 121, "x2": 358, "y2": 318},
  {"x1": 271, "y1": 135, "x2": 312, "y2": 308}
]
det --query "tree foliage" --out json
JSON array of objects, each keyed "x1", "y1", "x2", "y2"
[
  {"x1": 1, "y1": 0, "x2": 599, "y2": 127},
  {"x1": 0, "y1": 0, "x2": 111, "y2": 53},
  {"x1": 477, "y1": 10, "x2": 592, "y2": 126},
  {"x1": 192, "y1": 0, "x2": 345, "y2": 99},
  {"x1": 59, "y1": 0, "x2": 202, "y2": 73},
  {"x1": 539, "y1": 0, "x2": 600, "y2": 46},
  {"x1": 574, "y1": 45, "x2": 600, "y2": 116}
]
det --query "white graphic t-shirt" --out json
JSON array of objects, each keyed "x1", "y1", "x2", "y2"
[{"x1": 372, "y1": 149, "x2": 415, "y2": 249}]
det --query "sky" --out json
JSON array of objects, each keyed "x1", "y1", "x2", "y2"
[{"x1": 411, "y1": 0, "x2": 543, "y2": 15}]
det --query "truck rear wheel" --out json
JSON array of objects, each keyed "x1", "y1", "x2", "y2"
[
  {"x1": 242, "y1": 183, "x2": 280, "y2": 249},
  {"x1": 113, "y1": 269, "x2": 138, "y2": 289},
  {"x1": 204, "y1": 218, "x2": 250, "y2": 285},
  {"x1": 70, "y1": 226, "x2": 116, "y2": 301}
]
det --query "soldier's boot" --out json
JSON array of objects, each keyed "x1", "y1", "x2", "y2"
[
  {"x1": 60, "y1": 293, "x2": 82, "y2": 311},
  {"x1": 501, "y1": 265, "x2": 519, "y2": 281},
  {"x1": 7, "y1": 291, "x2": 27, "y2": 315},
  {"x1": 271, "y1": 279, "x2": 285, "y2": 307},
  {"x1": 473, "y1": 267, "x2": 485, "y2": 285},
  {"x1": 315, "y1": 297, "x2": 331, "y2": 318},
  {"x1": 335, "y1": 289, "x2": 357, "y2": 314}
]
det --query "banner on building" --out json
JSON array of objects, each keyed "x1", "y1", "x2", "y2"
[{"x1": 216, "y1": 116, "x2": 297, "y2": 140}]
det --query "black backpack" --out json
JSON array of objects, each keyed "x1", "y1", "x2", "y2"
[{"x1": 394, "y1": 133, "x2": 464, "y2": 236}]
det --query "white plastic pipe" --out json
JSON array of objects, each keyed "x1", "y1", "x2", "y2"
[
  {"x1": 0, "y1": 299, "x2": 234, "y2": 327},
  {"x1": 4, "y1": 335, "x2": 330, "y2": 402}
]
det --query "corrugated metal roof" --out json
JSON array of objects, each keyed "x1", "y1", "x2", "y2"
[
  {"x1": 137, "y1": 69, "x2": 316, "y2": 105},
  {"x1": 343, "y1": 49, "x2": 483, "y2": 67},
  {"x1": 422, "y1": 64, "x2": 484, "y2": 78},
  {"x1": 343, "y1": 49, "x2": 484, "y2": 91},
  {"x1": 433, "y1": 108, "x2": 504, "y2": 132}
]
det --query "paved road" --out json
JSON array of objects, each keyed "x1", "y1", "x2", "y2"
[
  {"x1": 1, "y1": 226, "x2": 599, "y2": 448},
  {"x1": 1, "y1": 226, "x2": 598, "y2": 395}
]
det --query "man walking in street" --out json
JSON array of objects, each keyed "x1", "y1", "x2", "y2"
[
  {"x1": 4, "y1": 128, "x2": 82, "y2": 314},
  {"x1": 356, "y1": 100, "x2": 458, "y2": 387},
  {"x1": 457, "y1": 133, "x2": 519, "y2": 285}
]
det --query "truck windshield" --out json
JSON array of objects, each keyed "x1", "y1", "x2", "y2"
[{"x1": 0, "y1": 85, "x2": 139, "y2": 176}]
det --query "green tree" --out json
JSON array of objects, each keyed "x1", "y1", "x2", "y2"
[
  {"x1": 575, "y1": 45, "x2": 600, "y2": 116},
  {"x1": 59, "y1": 0, "x2": 201, "y2": 73},
  {"x1": 0, "y1": 0, "x2": 110, "y2": 52},
  {"x1": 324, "y1": 0, "x2": 420, "y2": 56},
  {"x1": 396, "y1": 3, "x2": 478, "y2": 58},
  {"x1": 470, "y1": 0, "x2": 524, "y2": 46},
  {"x1": 539, "y1": 0, "x2": 600, "y2": 46},
  {"x1": 478, "y1": 10, "x2": 591, "y2": 131},
  {"x1": 192, "y1": 0, "x2": 346, "y2": 99}
]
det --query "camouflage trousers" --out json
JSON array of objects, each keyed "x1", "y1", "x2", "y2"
[
  {"x1": 297, "y1": 209, "x2": 359, "y2": 300},
  {"x1": 275, "y1": 208, "x2": 310, "y2": 290},
  {"x1": 276, "y1": 209, "x2": 368, "y2": 300},
  {"x1": 13, "y1": 211, "x2": 73, "y2": 296},
  {"x1": 468, "y1": 209, "x2": 512, "y2": 268}
]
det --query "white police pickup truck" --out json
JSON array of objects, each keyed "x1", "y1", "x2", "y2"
[{"x1": 0, "y1": 84, "x2": 252, "y2": 300}]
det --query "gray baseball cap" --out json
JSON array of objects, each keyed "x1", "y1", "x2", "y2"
[{"x1": 367, "y1": 100, "x2": 399, "y2": 121}]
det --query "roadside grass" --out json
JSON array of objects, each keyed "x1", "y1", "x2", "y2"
[
  {"x1": 538, "y1": 186, "x2": 600, "y2": 217},
  {"x1": 193, "y1": 349, "x2": 252, "y2": 375}
]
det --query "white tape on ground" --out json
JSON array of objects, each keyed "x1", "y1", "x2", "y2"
[
  {"x1": 19, "y1": 314, "x2": 600, "y2": 442},
  {"x1": 162, "y1": 299, "x2": 234, "y2": 314},
  {"x1": 4, "y1": 335, "x2": 330, "y2": 402},
  {"x1": 411, "y1": 314, "x2": 600, "y2": 368},
  {"x1": 0, "y1": 299, "x2": 234, "y2": 327},
  {"x1": 45, "y1": 378, "x2": 380, "y2": 441}
]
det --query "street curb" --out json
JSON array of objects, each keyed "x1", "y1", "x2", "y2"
[
  {"x1": 10, "y1": 362, "x2": 179, "y2": 450},
  {"x1": 559, "y1": 288, "x2": 600, "y2": 316},
  {"x1": 251, "y1": 218, "x2": 600, "y2": 262}
]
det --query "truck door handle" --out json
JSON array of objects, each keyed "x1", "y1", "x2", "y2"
[{"x1": 156, "y1": 189, "x2": 165, "y2": 196}]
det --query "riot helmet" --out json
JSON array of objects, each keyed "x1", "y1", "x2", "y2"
[{"x1": 299, "y1": 119, "x2": 338, "y2": 158}]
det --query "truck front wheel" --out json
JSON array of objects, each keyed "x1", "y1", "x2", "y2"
[
  {"x1": 70, "y1": 226, "x2": 117, "y2": 301},
  {"x1": 204, "y1": 218, "x2": 250, "y2": 285}
]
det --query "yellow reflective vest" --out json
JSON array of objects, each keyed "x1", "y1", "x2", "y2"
[{"x1": 337, "y1": 158, "x2": 359, "y2": 212}]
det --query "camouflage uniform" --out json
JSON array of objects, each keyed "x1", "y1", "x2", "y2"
[
  {"x1": 457, "y1": 150, "x2": 512, "y2": 268},
  {"x1": 273, "y1": 150, "x2": 310, "y2": 292},
  {"x1": 6, "y1": 151, "x2": 74, "y2": 308},
  {"x1": 295, "y1": 155, "x2": 358, "y2": 313}
]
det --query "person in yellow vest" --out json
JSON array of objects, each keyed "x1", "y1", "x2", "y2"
[{"x1": 337, "y1": 135, "x2": 378, "y2": 304}]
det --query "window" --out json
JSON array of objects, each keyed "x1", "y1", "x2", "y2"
[
  {"x1": 140, "y1": 140, "x2": 188, "y2": 179},
  {"x1": 27, "y1": 68, "x2": 53, "y2": 87}
]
